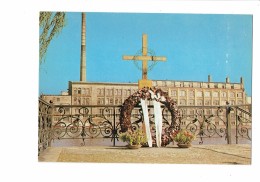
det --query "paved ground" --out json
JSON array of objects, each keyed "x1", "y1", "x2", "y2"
[{"x1": 38, "y1": 144, "x2": 251, "y2": 164}]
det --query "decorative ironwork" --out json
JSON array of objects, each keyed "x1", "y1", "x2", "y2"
[
  {"x1": 38, "y1": 97, "x2": 252, "y2": 149},
  {"x1": 38, "y1": 99, "x2": 53, "y2": 155},
  {"x1": 235, "y1": 106, "x2": 252, "y2": 143},
  {"x1": 52, "y1": 106, "x2": 116, "y2": 145}
]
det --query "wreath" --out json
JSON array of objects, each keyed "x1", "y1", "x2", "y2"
[{"x1": 119, "y1": 87, "x2": 180, "y2": 146}]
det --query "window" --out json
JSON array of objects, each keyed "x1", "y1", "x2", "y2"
[
  {"x1": 86, "y1": 98, "x2": 90, "y2": 105},
  {"x1": 204, "y1": 91, "x2": 210, "y2": 97},
  {"x1": 189, "y1": 110, "x2": 195, "y2": 115},
  {"x1": 115, "y1": 98, "x2": 119, "y2": 105},
  {"x1": 57, "y1": 98, "x2": 60, "y2": 102},
  {"x1": 230, "y1": 100, "x2": 235, "y2": 105},
  {"x1": 110, "y1": 98, "x2": 113, "y2": 105},
  {"x1": 189, "y1": 91, "x2": 195, "y2": 97},
  {"x1": 180, "y1": 99, "x2": 186, "y2": 105},
  {"x1": 180, "y1": 90, "x2": 186, "y2": 97},
  {"x1": 189, "y1": 99, "x2": 195, "y2": 106},
  {"x1": 171, "y1": 90, "x2": 177, "y2": 97},
  {"x1": 82, "y1": 88, "x2": 86, "y2": 95},
  {"x1": 221, "y1": 92, "x2": 227, "y2": 97},
  {"x1": 106, "y1": 89, "x2": 113, "y2": 96},
  {"x1": 97, "y1": 89, "x2": 101, "y2": 96},
  {"x1": 197, "y1": 100, "x2": 203, "y2": 106},
  {"x1": 97, "y1": 98, "x2": 104, "y2": 105},
  {"x1": 86, "y1": 88, "x2": 90, "y2": 95},
  {"x1": 78, "y1": 88, "x2": 81, "y2": 95},
  {"x1": 123, "y1": 90, "x2": 127, "y2": 96},
  {"x1": 205, "y1": 100, "x2": 211, "y2": 106},
  {"x1": 105, "y1": 98, "x2": 109, "y2": 105},
  {"x1": 98, "y1": 88, "x2": 105, "y2": 96},
  {"x1": 221, "y1": 100, "x2": 227, "y2": 105},
  {"x1": 73, "y1": 88, "x2": 77, "y2": 95},
  {"x1": 213, "y1": 92, "x2": 219, "y2": 97},
  {"x1": 82, "y1": 98, "x2": 86, "y2": 105},
  {"x1": 197, "y1": 91, "x2": 203, "y2": 97},
  {"x1": 127, "y1": 89, "x2": 131, "y2": 96},
  {"x1": 114, "y1": 89, "x2": 118, "y2": 96},
  {"x1": 230, "y1": 92, "x2": 235, "y2": 98},
  {"x1": 193, "y1": 82, "x2": 200, "y2": 88},
  {"x1": 65, "y1": 107, "x2": 70, "y2": 112},
  {"x1": 184, "y1": 82, "x2": 190, "y2": 87},
  {"x1": 237, "y1": 100, "x2": 243, "y2": 105},
  {"x1": 118, "y1": 89, "x2": 122, "y2": 95},
  {"x1": 205, "y1": 109, "x2": 211, "y2": 115},
  {"x1": 237, "y1": 92, "x2": 243, "y2": 98},
  {"x1": 213, "y1": 100, "x2": 219, "y2": 105}
]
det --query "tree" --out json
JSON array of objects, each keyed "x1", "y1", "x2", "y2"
[{"x1": 39, "y1": 12, "x2": 66, "y2": 64}]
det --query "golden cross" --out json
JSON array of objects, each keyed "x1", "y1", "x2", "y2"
[{"x1": 122, "y1": 34, "x2": 167, "y2": 80}]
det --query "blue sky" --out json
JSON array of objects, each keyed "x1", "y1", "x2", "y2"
[{"x1": 39, "y1": 12, "x2": 252, "y2": 96}]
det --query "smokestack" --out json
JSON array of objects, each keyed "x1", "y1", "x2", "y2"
[
  {"x1": 226, "y1": 76, "x2": 230, "y2": 83},
  {"x1": 240, "y1": 77, "x2": 244, "y2": 84},
  {"x1": 80, "y1": 12, "x2": 86, "y2": 82},
  {"x1": 208, "y1": 75, "x2": 212, "y2": 82}
]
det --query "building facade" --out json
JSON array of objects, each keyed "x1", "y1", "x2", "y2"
[{"x1": 41, "y1": 75, "x2": 249, "y2": 107}]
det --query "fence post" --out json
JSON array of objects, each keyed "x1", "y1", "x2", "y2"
[
  {"x1": 226, "y1": 102, "x2": 232, "y2": 144},
  {"x1": 235, "y1": 107, "x2": 238, "y2": 144},
  {"x1": 48, "y1": 102, "x2": 54, "y2": 147},
  {"x1": 113, "y1": 106, "x2": 116, "y2": 147}
]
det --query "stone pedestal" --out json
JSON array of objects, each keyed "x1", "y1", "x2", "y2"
[{"x1": 138, "y1": 79, "x2": 152, "y2": 89}]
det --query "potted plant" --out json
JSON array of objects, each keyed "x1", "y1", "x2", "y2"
[
  {"x1": 119, "y1": 129, "x2": 147, "y2": 149},
  {"x1": 171, "y1": 129, "x2": 196, "y2": 148}
]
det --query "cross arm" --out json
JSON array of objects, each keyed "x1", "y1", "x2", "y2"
[{"x1": 122, "y1": 55, "x2": 167, "y2": 61}]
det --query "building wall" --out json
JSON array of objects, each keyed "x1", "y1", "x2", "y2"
[
  {"x1": 66, "y1": 78, "x2": 247, "y2": 106},
  {"x1": 40, "y1": 77, "x2": 250, "y2": 127},
  {"x1": 41, "y1": 77, "x2": 248, "y2": 107}
]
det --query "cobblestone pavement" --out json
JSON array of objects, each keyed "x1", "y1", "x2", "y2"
[{"x1": 38, "y1": 144, "x2": 251, "y2": 164}]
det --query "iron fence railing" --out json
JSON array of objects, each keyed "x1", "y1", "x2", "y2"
[
  {"x1": 38, "y1": 99, "x2": 53, "y2": 155},
  {"x1": 38, "y1": 101, "x2": 252, "y2": 151}
]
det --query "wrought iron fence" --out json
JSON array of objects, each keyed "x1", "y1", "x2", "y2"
[
  {"x1": 38, "y1": 101, "x2": 252, "y2": 151},
  {"x1": 38, "y1": 99, "x2": 53, "y2": 155}
]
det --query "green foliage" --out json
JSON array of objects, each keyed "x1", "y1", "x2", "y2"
[
  {"x1": 39, "y1": 12, "x2": 67, "y2": 64},
  {"x1": 119, "y1": 129, "x2": 147, "y2": 145},
  {"x1": 171, "y1": 129, "x2": 196, "y2": 144}
]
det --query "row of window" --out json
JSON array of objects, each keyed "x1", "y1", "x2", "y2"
[
  {"x1": 73, "y1": 88, "x2": 91, "y2": 96},
  {"x1": 170, "y1": 90, "x2": 243, "y2": 98},
  {"x1": 97, "y1": 88, "x2": 137, "y2": 97},
  {"x1": 72, "y1": 96, "x2": 243, "y2": 106},
  {"x1": 154, "y1": 81, "x2": 241, "y2": 89},
  {"x1": 97, "y1": 97, "x2": 127, "y2": 105},
  {"x1": 178, "y1": 99, "x2": 243, "y2": 106},
  {"x1": 73, "y1": 97, "x2": 90, "y2": 105}
]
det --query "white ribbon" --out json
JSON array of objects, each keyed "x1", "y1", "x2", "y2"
[
  {"x1": 140, "y1": 99, "x2": 153, "y2": 147},
  {"x1": 153, "y1": 100, "x2": 163, "y2": 147}
]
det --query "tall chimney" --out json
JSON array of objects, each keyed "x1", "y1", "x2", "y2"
[
  {"x1": 240, "y1": 77, "x2": 244, "y2": 84},
  {"x1": 208, "y1": 75, "x2": 212, "y2": 82},
  {"x1": 226, "y1": 76, "x2": 230, "y2": 83},
  {"x1": 80, "y1": 12, "x2": 86, "y2": 82}
]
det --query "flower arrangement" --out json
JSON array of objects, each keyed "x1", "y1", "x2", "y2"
[
  {"x1": 119, "y1": 129, "x2": 147, "y2": 146},
  {"x1": 171, "y1": 129, "x2": 195, "y2": 145}
]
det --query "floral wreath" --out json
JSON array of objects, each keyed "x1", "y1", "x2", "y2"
[{"x1": 119, "y1": 87, "x2": 180, "y2": 146}]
